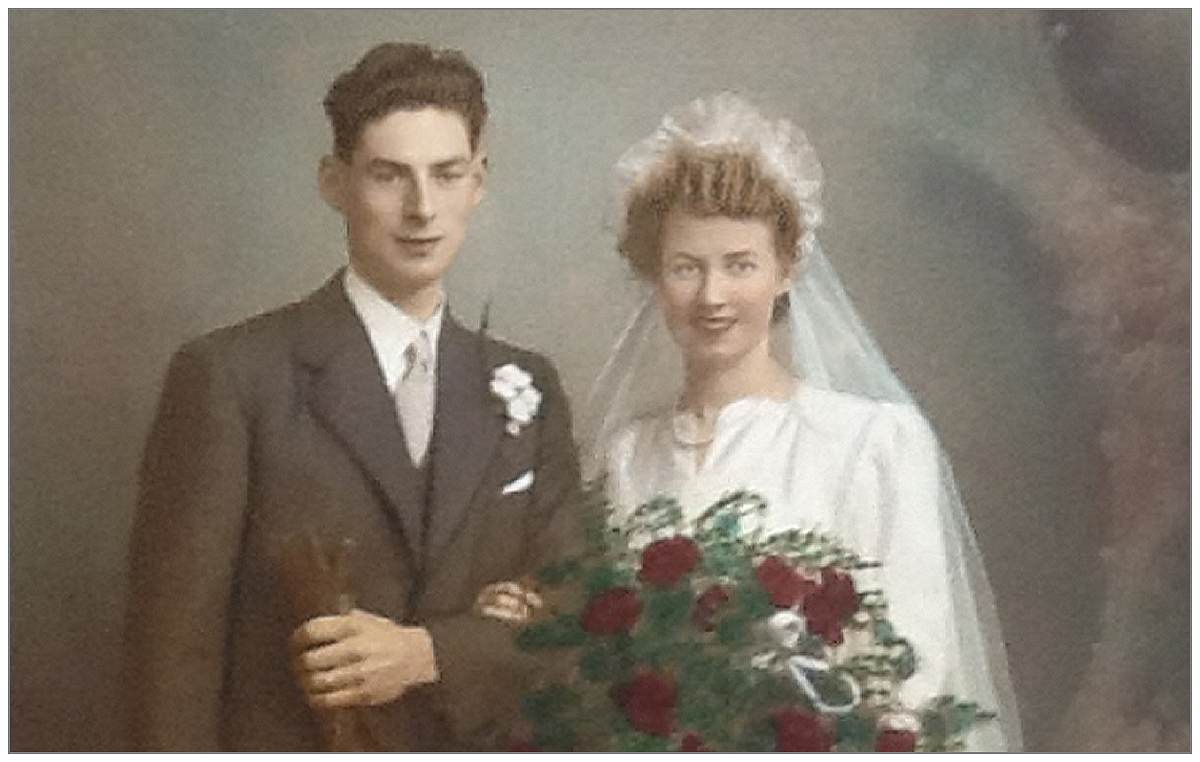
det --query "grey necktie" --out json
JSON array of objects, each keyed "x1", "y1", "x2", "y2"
[{"x1": 395, "y1": 330, "x2": 434, "y2": 466}]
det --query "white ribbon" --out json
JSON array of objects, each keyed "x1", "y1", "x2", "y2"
[
  {"x1": 785, "y1": 654, "x2": 862, "y2": 716},
  {"x1": 765, "y1": 610, "x2": 862, "y2": 715}
]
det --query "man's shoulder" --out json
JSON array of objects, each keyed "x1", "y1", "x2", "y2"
[
  {"x1": 175, "y1": 277, "x2": 338, "y2": 368},
  {"x1": 476, "y1": 329, "x2": 560, "y2": 381}
]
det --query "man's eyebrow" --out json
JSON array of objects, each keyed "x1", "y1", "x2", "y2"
[
  {"x1": 431, "y1": 156, "x2": 471, "y2": 171},
  {"x1": 364, "y1": 155, "x2": 471, "y2": 171},
  {"x1": 724, "y1": 249, "x2": 756, "y2": 259}
]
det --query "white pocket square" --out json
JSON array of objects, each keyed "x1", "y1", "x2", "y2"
[{"x1": 500, "y1": 469, "x2": 535, "y2": 495}]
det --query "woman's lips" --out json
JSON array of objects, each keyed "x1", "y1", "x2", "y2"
[{"x1": 694, "y1": 315, "x2": 736, "y2": 332}]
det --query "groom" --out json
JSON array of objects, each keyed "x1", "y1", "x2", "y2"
[{"x1": 125, "y1": 42, "x2": 580, "y2": 751}]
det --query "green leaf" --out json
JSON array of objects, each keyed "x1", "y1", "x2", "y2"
[
  {"x1": 732, "y1": 581, "x2": 773, "y2": 621},
  {"x1": 891, "y1": 638, "x2": 917, "y2": 679},
  {"x1": 536, "y1": 557, "x2": 583, "y2": 586},
  {"x1": 521, "y1": 684, "x2": 581, "y2": 723},
  {"x1": 949, "y1": 701, "x2": 982, "y2": 735},
  {"x1": 579, "y1": 639, "x2": 624, "y2": 683},
  {"x1": 532, "y1": 723, "x2": 578, "y2": 751},
  {"x1": 616, "y1": 730, "x2": 673, "y2": 752},
  {"x1": 834, "y1": 712, "x2": 876, "y2": 751},
  {"x1": 515, "y1": 614, "x2": 588, "y2": 650},
  {"x1": 714, "y1": 611, "x2": 751, "y2": 646},
  {"x1": 582, "y1": 565, "x2": 632, "y2": 596},
  {"x1": 874, "y1": 619, "x2": 896, "y2": 643},
  {"x1": 640, "y1": 587, "x2": 694, "y2": 635}
]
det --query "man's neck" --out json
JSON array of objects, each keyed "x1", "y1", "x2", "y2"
[
  {"x1": 350, "y1": 265, "x2": 443, "y2": 321},
  {"x1": 388, "y1": 285, "x2": 443, "y2": 322}
]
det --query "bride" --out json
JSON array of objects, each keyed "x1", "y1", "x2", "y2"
[{"x1": 482, "y1": 93, "x2": 1022, "y2": 751}]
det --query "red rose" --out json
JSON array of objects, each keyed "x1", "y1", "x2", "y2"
[
  {"x1": 875, "y1": 730, "x2": 918, "y2": 752},
  {"x1": 638, "y1": 536, "x2": 701, "y2": 588},
  {"x1": 755, "y1": 555, "x2": 815, "y2": 608},
  {"x1": 819, "y1": 566, "x2": 858, "y2": 620},
  {"x1": 802, "y1": 591, "x2": 844, "y2": 646},
  {"x1": 580, "y1": 587, "x2": 642, "y2": 635},
  {"x1": 679, "y1": 732, "x2": 710, "y2": 751},
  {"x1": 691, "y1": 584, "x2": 731, "y2": 631},
  {"x1": 613, "y1": 670, "x2": 676, "y2": 737},
  {"x1": 771, "y1": 708, "x2": 833, "y2": 752}
]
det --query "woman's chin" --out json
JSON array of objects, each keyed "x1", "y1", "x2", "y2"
[{"x1": 682, "y1": 344, "x2": 749, "y2": 372}]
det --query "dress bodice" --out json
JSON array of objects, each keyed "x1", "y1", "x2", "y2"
[{"x1": 603, "y1": 383, "x2": 1010, "y2": 749}]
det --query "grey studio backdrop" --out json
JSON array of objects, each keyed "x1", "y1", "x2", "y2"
[{"x1": 11, "y1": 9, "x2": 1164, "y2": 751}]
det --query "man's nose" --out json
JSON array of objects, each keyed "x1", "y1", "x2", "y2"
[{"x1": 403, "y1": 176, "x2": 435, "y2": 222}]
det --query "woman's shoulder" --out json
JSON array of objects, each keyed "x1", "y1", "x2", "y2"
[{"x1": 793, "y1": 384, "x2": 933, "y2": 443}]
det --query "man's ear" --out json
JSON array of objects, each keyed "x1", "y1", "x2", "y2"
[
  {"x1": 470, "y1": 150, "x2": 488, "y2": 207},
  {"x1": 317, "y1": 154, "x2": 346, "y2": 212}
]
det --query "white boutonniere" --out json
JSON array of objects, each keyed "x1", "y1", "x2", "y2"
[{"x1": 490, "y1": 363, "x2": 542, "y2": 436}]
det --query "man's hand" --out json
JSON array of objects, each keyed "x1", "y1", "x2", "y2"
[{"x1": 290, "y1": 609, "x2": 439, "y2": 709}]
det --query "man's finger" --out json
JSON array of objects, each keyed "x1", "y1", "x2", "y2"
[
  {"x1": 300, "y1": 664, "x2": 365, "y2": 695},
  {"x1": 296, "y1": 638, "x2": 362, "y2": 672},
  {"x1": 290, "y1": 614, "x2": 357, "y2": 652},
  {"x1": 308, "y1": 685, "x2": 370, "y2": 710}
]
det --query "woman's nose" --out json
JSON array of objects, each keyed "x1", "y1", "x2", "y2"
[{"x1": 697, "y1": 270, "x2": 728, "y2": 306}]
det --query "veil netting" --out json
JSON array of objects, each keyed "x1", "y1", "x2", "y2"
[{"x1": 579, "y1": 92, "x2": 1023, "y2": 751}]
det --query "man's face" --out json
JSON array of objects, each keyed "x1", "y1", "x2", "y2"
[{"x1": 321, "y1": 107, "x2": 484, "y2": 301}]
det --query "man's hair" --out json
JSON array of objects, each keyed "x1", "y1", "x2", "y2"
[
  {"x1": 323, "y1": 42, "x2": 488, "y2": 160},
  {"x1": 619, "y1": 146, "x2": 803, "y2": 280}
]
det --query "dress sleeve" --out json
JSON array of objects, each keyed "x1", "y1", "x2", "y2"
[{"x1": 837, "y1": 403, "x2": 960, "y2": 708}]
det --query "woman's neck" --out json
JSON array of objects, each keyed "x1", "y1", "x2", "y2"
[{"x1": 681, "y1": 341, "x2": 794, "y2": 417}]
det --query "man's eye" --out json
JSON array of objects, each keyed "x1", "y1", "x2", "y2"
[
  {"x1": 436, "y1": 171, "x2": 466, "y2": 183},
  {"x1": 670, "y1": 262, "x2": 699, "y2": 277},
  {"x1": 730, "y1": 260, "x2": 757, "y2": 274}
]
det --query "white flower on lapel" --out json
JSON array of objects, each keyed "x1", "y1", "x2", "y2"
[{"x1": 490, "y1": 363, "x2": 542, "y2": 436}]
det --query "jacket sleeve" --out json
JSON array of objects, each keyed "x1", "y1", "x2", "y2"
[
  {"x1": 124, "y1": 338, "x2": 251, "y2": 750},
  {"x1": 422, "y1": 354, "x2": 583, "y2": 746}
]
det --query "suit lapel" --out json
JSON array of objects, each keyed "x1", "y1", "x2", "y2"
[
  {"x1": 425, "y1": 314, "x2": 503, "y2": 567},
  {"x1": 293, "y1": 274, "x2": 427, "y2": 559}
]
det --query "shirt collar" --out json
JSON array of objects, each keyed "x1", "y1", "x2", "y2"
[{"x1": 343, "y1": 265, "x2": 445, "y2": 392}]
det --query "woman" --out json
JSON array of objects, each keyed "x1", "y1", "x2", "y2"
[{"x1": 482, "y1": 93, "x2": 1021, "y2": 750}]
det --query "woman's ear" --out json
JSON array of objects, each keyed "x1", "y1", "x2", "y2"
[
  {"x1": 317, "y1": 154, "x2": 345, "y2": 212},
  {"x1": 776, "y1": 258, "x2": 795, "y2": 297}
]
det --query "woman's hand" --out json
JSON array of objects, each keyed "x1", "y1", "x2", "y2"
[{"x1": 474, "y1": 580, "x2": 544, "y2": 624}]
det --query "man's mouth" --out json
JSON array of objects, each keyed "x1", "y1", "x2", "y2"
[{"x1": 396, "y1": 235, "x2": 442, "y2": 245}]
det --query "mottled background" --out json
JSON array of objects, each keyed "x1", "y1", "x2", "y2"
[{"x1": 9, "y1": 9, "x2": 1189, "y2": 751}]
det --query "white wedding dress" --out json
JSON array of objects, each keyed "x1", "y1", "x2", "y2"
[{"x1": 604, "y1": 381, "x2": 1009, "y2": 750}]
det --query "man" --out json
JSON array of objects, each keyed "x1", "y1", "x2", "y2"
[{"x1": 125, "y1": 42, "x2": 580, "y2": 751}]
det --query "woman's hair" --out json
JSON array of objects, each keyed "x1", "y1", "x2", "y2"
[
  {"x1": 323, "y1": 42, "x2": 488, "y2": 160},
  {"x1": 618, "y1": 145, "x2": 804, "y2": 281}
]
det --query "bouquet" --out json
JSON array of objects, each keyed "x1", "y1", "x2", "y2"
[{"x1": 510, "y1": 488, "x2": 993, "y2": 751}]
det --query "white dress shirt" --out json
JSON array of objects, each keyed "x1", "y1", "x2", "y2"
[{"x1": 343, "y1": 266, "x2": 444, "y2": 464}]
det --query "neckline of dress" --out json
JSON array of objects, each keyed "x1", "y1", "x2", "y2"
[{"x1": 670, "y1": 378, "x2": 807, "y2": 447}]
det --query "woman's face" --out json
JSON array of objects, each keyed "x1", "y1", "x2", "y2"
[{"x1": 656, "y1": 211, "x2": 790, "y2": 371}]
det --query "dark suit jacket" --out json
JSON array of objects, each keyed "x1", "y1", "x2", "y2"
[{"x1": 125, "y1": 272, "x2": 581, "y2": 750}]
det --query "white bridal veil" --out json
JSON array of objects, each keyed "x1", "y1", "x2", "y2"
[{"x1": 581, "y1": 93, "x2": 1023, "y2": 751}]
